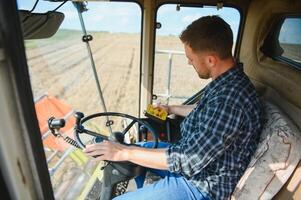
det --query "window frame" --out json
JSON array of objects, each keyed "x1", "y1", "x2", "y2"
[
  {"x1": 261, "y1": 14, "x2": 301, "y2": 70},
  {"x1": 1, "y1": 0, "x2": 54, "y2": 198},
  {"x1": 152, "y1": 2, "x2": 243, "y2": 105},
  {"x1": 11, "y1": 0, "x2": 144, "y2": 198},
  {"x1": 276, "y1": 15, "x2": 301, "y2": 70}
]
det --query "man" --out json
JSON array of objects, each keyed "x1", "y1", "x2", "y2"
[{"x1": 84, "y1": 16, "x2": 263, "y2": 200}]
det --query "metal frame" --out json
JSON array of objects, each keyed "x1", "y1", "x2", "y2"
[
  {"x1": 155, "y1": 50, "x2": 187, "y2": 103},
  {"x1": 0, "y1": 0, "x2": 54, "y2": 199}
]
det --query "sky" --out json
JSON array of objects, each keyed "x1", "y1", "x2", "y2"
[
  {"x1": 279, "y1": 18, "x2": 301, "y2": 44},
  {"x1": 17, "y1": 1, "x2": 239, "y2": 36},
  {"x1": 17, "y1": 0, "x2": 300, "y2": 44}
]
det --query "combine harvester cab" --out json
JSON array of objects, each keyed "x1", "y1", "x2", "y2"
[{"x1": 1, "y1": 0, "x2": 301, "y2": 200}]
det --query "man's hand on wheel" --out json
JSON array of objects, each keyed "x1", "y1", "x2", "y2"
[
  {"x1": 84, "y1": 140, "x2": 129, "y2": 161},
  {"x1": 84, "y1": 140, "x2": 169, "y2": 170}
]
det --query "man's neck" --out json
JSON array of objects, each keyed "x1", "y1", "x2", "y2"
[{"x1": 210, "y1": 57, "x2": 235, "y2": 80}]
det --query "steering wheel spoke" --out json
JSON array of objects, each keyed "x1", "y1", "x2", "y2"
[
  {"x1": 121, "y1": 119, "x2": 136, "y2": 136},
  {"x1": 82, "y1": 128, "x2": 108, "y2": 140}
]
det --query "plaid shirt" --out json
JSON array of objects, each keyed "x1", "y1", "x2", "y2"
[{"x1": 166, "y1": 63, "x2": 263, "y2": 200}]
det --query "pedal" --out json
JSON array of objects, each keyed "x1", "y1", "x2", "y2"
[{"x1": 144, "y1": 104, "x2": 168, "y2": 123}]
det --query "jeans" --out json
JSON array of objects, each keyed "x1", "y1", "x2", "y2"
[{"x1": 113, "y1": 142, "x2": 211, "y2": 200}]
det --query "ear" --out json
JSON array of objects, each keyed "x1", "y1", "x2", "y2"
[{"x1": 205, "y1": 54, "x2": 217, "y2": 68}]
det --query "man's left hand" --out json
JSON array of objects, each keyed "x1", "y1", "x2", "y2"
[{"x1": 83, "y1": 140, "x2": 129, "y2": 161}]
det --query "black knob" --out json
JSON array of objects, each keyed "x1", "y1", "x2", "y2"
[
  {"x1": 48, "y1": 117, "x2": 65, "y2": 129},
  {"x1": 74, "y1": 112, "x2": 84, "y2": 126}
]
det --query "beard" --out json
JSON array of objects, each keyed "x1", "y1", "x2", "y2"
[
  {"x1": 196, "y1": 67, "x2": 210, "y2": 79},
  {"x1": 198, "y1": 73, "x2": 210, "y2": 79},
  {"x1": 193, "y1": 63, "x2": 211, "y2": 79}
]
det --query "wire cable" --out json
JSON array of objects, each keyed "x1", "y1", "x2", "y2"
[
  {"x1": 53, "y1": 0, "x2": 68, "y2": 12},
  {"x1": 29, "y1": 0, "x2": 39, "y2": 13},
  {"x1": 22, "y1": 0, "x2": 39, "y2": 23}
]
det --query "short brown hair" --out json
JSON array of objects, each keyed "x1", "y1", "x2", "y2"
[{"x1": 180, "y1": 15, "x2": 233, "y2": 59}]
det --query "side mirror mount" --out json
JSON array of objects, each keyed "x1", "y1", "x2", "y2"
[{"x1": 19, "y1": 10, "x2": 64, "y2": 39}]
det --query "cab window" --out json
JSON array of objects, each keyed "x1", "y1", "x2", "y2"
[
  {"x1": 20, "y1": 1, "x2": 142, "y2": 116},
  {"x1": 153, "y1": 4, "x2": 240, "y2": 105},
  {"x1": 18, "y1": 0, "x2": 141, "y2": 198},
  {"x1": 278, "y1": 17, "x2": 301, "y2": 68}
]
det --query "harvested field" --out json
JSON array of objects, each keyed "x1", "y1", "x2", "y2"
[
  {"x1": 280, "y1": 43, "x2": 301, "y2": 63},
  {"x1": 26, "y1": 30, "x2": 139, "y2": 117},
  {"x1": 25, "y1": 30, "x2": 210, "y2": 117}
]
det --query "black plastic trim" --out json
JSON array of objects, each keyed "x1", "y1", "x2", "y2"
[
  {"x1": 275, "y1": 56, "x2": 301, "y2": 70},
  {"x1": 0, "y1": 169, "x2": 11, "y2": 200}
]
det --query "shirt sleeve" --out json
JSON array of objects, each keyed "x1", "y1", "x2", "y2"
[{"x1": 166, "y1": 102, "x2": 244, "y2": 177}]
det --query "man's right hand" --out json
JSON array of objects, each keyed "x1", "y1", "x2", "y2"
[
  {"x1": 154, "y1": 103, "x2": 171, "y2": 114},
  {"x1": 154, "y1": 103, "x2": 196, "y2": 117}
]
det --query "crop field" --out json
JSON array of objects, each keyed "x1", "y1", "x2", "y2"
[
  {"x1": 280, "y1": 43, "x2": 301, "y2": 63},
  {"x1": 26, "y1": 30, "x2": 141, "y2": 116},
  {"x1": 25, "y1": 29, "x2": 208, "y2": 116}
]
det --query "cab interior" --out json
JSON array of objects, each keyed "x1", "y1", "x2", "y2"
[{"x1": 0, "y1": 0, "x2": 300, "y2": 199}]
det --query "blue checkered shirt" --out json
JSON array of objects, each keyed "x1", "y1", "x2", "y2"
[{"x1": 166, "y1": 63, "x2": 263, "y2": 200}]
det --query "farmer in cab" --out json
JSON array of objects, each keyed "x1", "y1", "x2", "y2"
[{"x1": 84, "y1": 15, "x2": 263, "y2": 200}]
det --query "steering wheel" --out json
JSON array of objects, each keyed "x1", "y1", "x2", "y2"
[
  {"x1": 72, "y1": 111, "x2": 159, "y2": 200},
  {"x1": 73, "y1": 111, "x2": 158, "y2": 149},
  {"x1": 48, "y1": 111, "x2": 159, "y2": 200}
]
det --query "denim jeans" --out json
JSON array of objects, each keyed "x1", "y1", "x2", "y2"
[{"x1": 113, "y1": 142, "x2": 211, "y2": 200}]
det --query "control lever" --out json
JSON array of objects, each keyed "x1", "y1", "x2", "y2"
[
  {"x1": 48, "y1": 117, "x2": 65, "y2": 136},
  {"x1": 48, "y1": 116, "x2": 80, "y2": 148},
  {"x1": 73, "y1": 112, "x2": 109, "y2": 163}
]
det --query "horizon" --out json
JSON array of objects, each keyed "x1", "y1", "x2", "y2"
[{"x1": 17, "y1": 0, "x2": 301, "y2": 44}]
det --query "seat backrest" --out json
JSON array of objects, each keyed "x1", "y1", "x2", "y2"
[{"x1": 231, "y1": 100, "x2": 301, "y2": 200}]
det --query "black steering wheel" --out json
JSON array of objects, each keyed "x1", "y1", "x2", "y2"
[
  {"x1": 74, "y1": 112, "x2": 159, "y2": 200},
  {"x1": 48, "y1": 111, "x2": 159, "y2": 200},
  {"x1": 73, "y1": 111, "x2": 158, "y2": 149}
]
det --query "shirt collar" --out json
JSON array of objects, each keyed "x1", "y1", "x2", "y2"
[{"x1": 205, "y1": 62, "x2": 243, "y2": 91}]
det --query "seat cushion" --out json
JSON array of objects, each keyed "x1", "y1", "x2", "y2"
[{"x1": 231, "y1": 101, "x2": 301, "y2": 200}]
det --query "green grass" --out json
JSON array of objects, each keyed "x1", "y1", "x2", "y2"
[{"x1": 24, "y1": 29, "x2": 107, "y2": 49}]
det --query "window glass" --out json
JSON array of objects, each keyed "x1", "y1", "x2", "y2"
[
  {"x1": 154, "y1": 4, "x2": 240, "y2": 105},
  {"x1": 18, "y1": 0, "x2": 141, "y2": 198},
  {"x1": 279, "y1": 18, "x2": 301, "y2": 65},
  {"x1": 19, "y1": 1, "x2": 141, "y2": 116}
]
